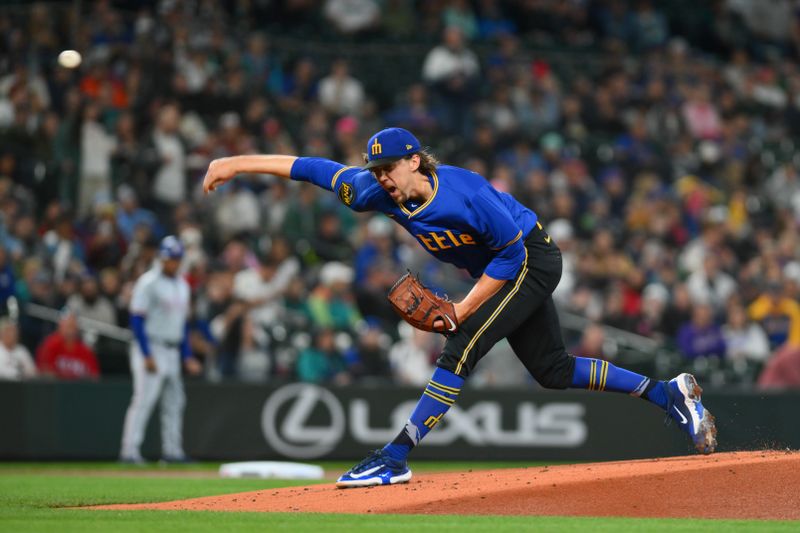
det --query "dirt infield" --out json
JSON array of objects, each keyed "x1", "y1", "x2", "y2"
[{"x1": 96, "y1": 451, "x2": 800, "y2": 519}]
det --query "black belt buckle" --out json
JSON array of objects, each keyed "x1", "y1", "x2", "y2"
[{"x1": 154, "y1": 339, "x2": 180, "y2": 349}]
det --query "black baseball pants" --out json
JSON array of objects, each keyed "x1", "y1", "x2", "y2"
[{"x1": 436, "y1": 223, "x2": 575, "y2": 388}]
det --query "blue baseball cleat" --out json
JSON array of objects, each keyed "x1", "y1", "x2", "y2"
[
  {"x1": 336, "y1": 449, "x2": 412, "y2": 488},
  {"x1": 665, "y1": 373, "x2": 717, "y2": 454}
]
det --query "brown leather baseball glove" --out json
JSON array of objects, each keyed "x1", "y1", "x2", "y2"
[{"x1": 387, "y1": 272, "x2": 459, "y2": 334}]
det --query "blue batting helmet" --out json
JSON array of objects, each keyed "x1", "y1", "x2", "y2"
[{"x1": 159, "y1": 235, "x2": 184, "y2": 260}]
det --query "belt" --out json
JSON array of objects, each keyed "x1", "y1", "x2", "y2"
[{"x1": 151, "y1": 338, "x2": 180, "y2": 349}]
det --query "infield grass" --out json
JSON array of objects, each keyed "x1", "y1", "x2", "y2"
[{"x1": 0, "y1": 462, "x2": 795, "y2": 532}]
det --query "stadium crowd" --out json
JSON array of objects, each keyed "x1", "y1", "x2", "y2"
[{"x1": 1, "y1": 0, "x2": 800, "y2": 388}]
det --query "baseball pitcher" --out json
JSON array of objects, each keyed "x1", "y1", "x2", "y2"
[{"x1": 202, "y1": 127, "x2": 717, "y2": 487}]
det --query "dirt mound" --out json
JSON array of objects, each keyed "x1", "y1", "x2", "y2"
[{"x1": 95, "y1": 451, "x2": 800, "y2": 519}]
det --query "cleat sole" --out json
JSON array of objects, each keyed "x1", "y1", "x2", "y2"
[{"x1": 684, "y1": 374, "x2": 717, "y2": 454}]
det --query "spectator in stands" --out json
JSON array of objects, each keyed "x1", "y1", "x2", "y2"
[
  {"x1": 682, "y1": 84, "x2": 723, "y2": 140},
  {"x1": 308, "y1": 262, "x2": 361, "y2": 331},
  {"x1": 110, "y1": 112, "x2": 147, "y2": 199},
  {"x1": 722, "y1": 303, "x2": 770, "y2": 363},
  {"x1": 755, "y1": 276, "x2": 800, "y2": 390},
  {"x1": 635, "y1": 283, "x2": 669, "y2": 339},
  {"x1": 0, "y1": 246, "x2": 15, "y2": 315},
  {"x1": 348, "y1": 325, "x2": 391, "y2": 380},
  {"x1": 748, "y1": 280, "x2": 800, "y2": 350},
  {"x1": 233, "y1": 241, "x2": 299, "y2": 333},
  {"x1": 206, "y1": 269, "x2": 245, "y2": 378},
  {"x1": 476, "y1": 0, "x2": 516, "y2": 40},
  {"x1": 686, "y1": 254, "x2": 737, "y2": 310},
  {"x1": 99, "y1": 268, "x2": 128, "y2": 326},
  {"x1": 757, "y1": 346, "x2": 800, "y2": 389},
  {"x1": 77, "y1": 102, "x2": 116, "y2": 218},
  {"x1": 282, "y1": 185, "x2": 322, "y2": 247},
  {"x1": 324, "y1": 0, "x2": 381, "y2": 36},
  {"x1": 280, "y1": 58, "x2": 319, "y2": 112},
  {"x1": 0, "y1": 318, "x2": 36, "y2": 380},
  {"x1": 35, "y1": 309, "x2": 100, "y2": 380},
  {"x1": 213, "y1": 180, "x2": 261, "y2": 242},
  {"x1": 677, "y1": 303, "x2": 727, "y2": 360},
  {"x1": 422, "y1": 26, "x2": 480, "y2": 136},
  {"x1": 630, "y1": 0, "x2": 669, "y2": 50},
  {"x1": 318, "y1": 59, "x2": 365, "y2": 117},
  {"x1": 67, "y1": 274, "x2": 117, "y2": 326},
  {"x1": 389, "y1": 323, "x2": 437, "y2": 386},
  {"x1": 383, "y1": 84, "x2": 441, "y2": 137},
  {"x1": 296, "y1": 327, "x2": 350, "y2": 384},
  {"x1": 115, "y1": 185, "x2": 160, "y2": 244},
  {"x1": 85, "y1": 203, "x2": 128, "y2": 272},
  {"x1": 660, "y1": 283, "x2": 693, "y2": 338},
  {"x1": 312, "y1": 210, "x2": 353, "y2": 263},
  {"x1": 443, "y1": 0, "x2": 479, "y2": 41},
  {"x1": 18, "y1": 267, "x2": 56, "y2": 351},
  {"x1": 42, "y1": 214, "x2": 85, "y2": 283},
  {"x1": 146, "y1": 103, "x2": 187, "y2": 226},
  {"x1": 765, "y1": 162, "x2": 800, "y2": 213},
  {"x1": 571, "y1": 323, "x2": 608, "y2": 360}
]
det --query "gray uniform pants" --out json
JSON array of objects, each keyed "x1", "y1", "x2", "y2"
[{"x1": 120, "y1": 343, "x2": 186, "y2": 459}]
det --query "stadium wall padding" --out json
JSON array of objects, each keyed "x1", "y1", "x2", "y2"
[{"x1": 1, "y1": 381, "x2": 796, "y2": 460}]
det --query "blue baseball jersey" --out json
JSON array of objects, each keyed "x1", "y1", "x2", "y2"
[{"x1": 290, "y1": 158, "x2": 538, "y2": 280}]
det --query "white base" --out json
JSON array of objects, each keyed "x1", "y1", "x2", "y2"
[{"x1": 219, "y1": 461, "x2": 324, "y2": 479}]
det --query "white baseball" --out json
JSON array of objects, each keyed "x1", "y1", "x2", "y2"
[{"x1": 58, "y1": 50, "x2": 82, "y2": 69}]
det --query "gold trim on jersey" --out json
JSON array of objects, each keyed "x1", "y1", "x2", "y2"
[
  {"x1": 397, "y1": 171, "x2": 439, "y2": 218},
  {"x1": 491, "y1": 230, "x2": 523, "y2": 250},
  {"x1": 331, "y1": 166, "x2": 357, "y2": 190},
  {"x1": 454, "y1": 247, "x2": 529, "y2": 375}
]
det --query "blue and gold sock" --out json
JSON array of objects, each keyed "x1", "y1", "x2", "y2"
[
  {"x1": 570, "y1": 356, "x2": 667, "y2": 409},
  {"x1": 382, "y1": 367, "x2": 464, "y2": 461}
]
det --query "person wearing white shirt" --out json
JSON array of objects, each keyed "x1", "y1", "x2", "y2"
[
  {"x1": 0, "y1": 319, "x2": 36, "y2": 380},
  {"x1": 233, "y1": 251, "x2": 299, "y2": 329},
  {"x1": 324, "y1": 0, "x2": 380, "y2": 34},
  {"x1": 422, "y1": 27, "x2": 480, "y2": 85},
  {"x1": 421, "y1": 26, "x2": 480, "y2": 136},
  {"x1": 319, "y1": 59, "x2": 365, "y2": 117},
  {"x1": 686, "y1": 254, "x2": 737, "y2": 310},
  {"x1": 389, "y1": 323, "x2": 435, "y2": 386},
  {"x1": 723, "y1": 304, "x2": 771, "y2": 363},
  {"x1": 151, "y1": 104, "x2": 187, "y2": 209}
]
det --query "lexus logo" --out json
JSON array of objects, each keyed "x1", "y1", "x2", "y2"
[
  {"x1": 261, "y1": 383, "x2": 587, "y2": 459},
  {"x1": 261, "y1": 383, "x2": 346, "y2": 458}
]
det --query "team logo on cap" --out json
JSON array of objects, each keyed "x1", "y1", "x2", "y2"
[
  {"x1": 371, "y1": 138, "x2": 382, "y2": 156},
  {"x1": 338, "y1": 182, "x2": 355, "y2": 206},
  {"x1": 406, "y1": 144, "x2": 413, "y2": 150}
]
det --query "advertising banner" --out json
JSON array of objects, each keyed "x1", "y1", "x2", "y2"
[{"x1": 1, "y1": 381, "x2": 796, "y2": 460}]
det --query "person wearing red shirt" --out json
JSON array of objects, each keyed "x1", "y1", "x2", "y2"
[{"x1": 36, "y1": 309, "x2": 100, "y2": 380}]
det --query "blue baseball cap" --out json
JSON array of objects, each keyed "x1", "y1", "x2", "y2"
[
  {"x1": 159, "y1": 235, "x2": 184, "y2": 260},
  {"x1": 363, "y1": 127, "x2": 421, "y2": 169}
]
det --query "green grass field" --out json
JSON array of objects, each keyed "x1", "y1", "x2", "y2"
[{"x1": 0, "y1": 462, "x2": 795, "y2": 532}]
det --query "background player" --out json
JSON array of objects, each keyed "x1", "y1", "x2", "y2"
[
  {"x1": 202, "y1": 127, "x2": 717, "y2": 487},
  {"x1": 119, "y1": 236, "x2": 202, "y2": 464}
]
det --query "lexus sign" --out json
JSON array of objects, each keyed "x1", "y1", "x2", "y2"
[{"x1": 261, "y1": 384, "x2": 588, "y2": 459}]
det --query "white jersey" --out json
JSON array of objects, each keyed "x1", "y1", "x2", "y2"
[
  {"x1": 130, "y1": 264, "x2": 190, "y2": 343},
  {"x1": 0, "y1": 343, "x2": 37, "y2": 380}
]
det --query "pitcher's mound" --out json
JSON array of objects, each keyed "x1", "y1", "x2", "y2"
[{"x1": 96, "y1": 451, "x2": 800, "y2": 519}]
